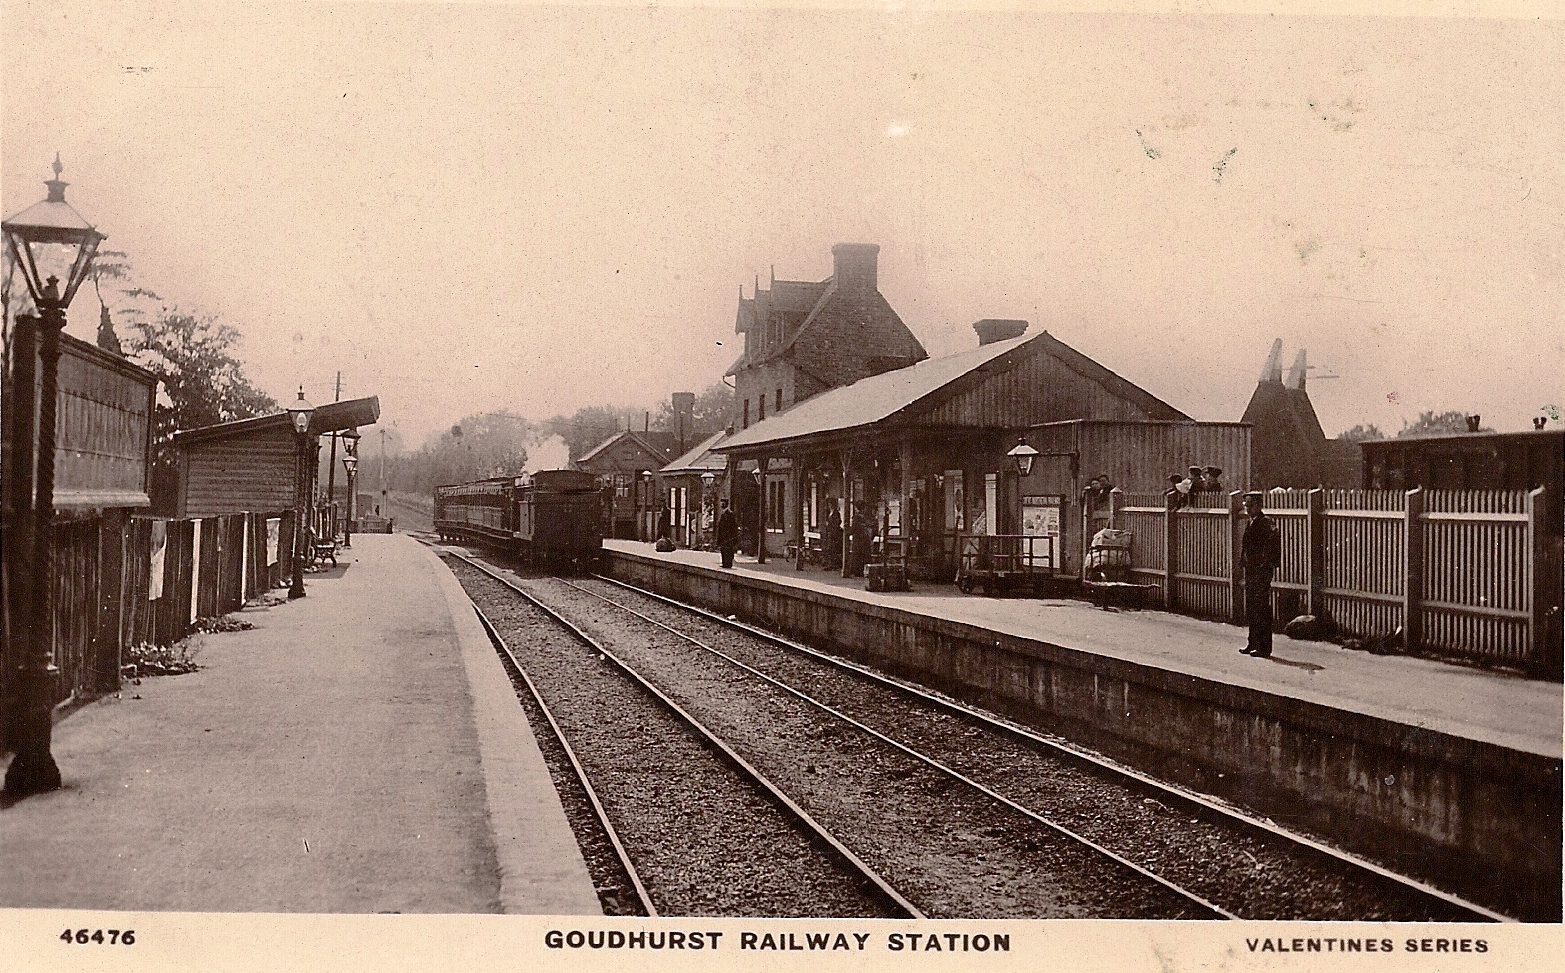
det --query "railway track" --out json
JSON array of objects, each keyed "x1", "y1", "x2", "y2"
[
  {"x1": 430, "y1": 535, "x2": 1508, "y2": 920},
  {"x1": 449, "y1": 548, "x2": 1226, "y2": 918},
  {"x1": 552, "y1": 568, "x2": 1509, "y2": 923},
  {"x1": 447, "y1": 553, "x2": 916, "y2": 918}
]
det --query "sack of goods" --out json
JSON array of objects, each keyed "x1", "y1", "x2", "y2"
[
  {"x1": 1084, "y1": 546, "x2": 1131, "y2": 571},
  {"x1": 1090, "y1": 528, "x2": 1133, "y2": 550}
]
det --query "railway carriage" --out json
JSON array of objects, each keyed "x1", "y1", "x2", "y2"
[{"x1": 434, "y1": 470, "x2": 605, "y2": 569}]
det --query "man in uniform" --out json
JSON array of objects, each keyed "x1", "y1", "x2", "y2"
[
  {"x1": 716, "y1": 498, "x2": 740, "y2": 568},
  {"x1": 1240, "y1": 490, "x2": 1282, "y2": 657}
]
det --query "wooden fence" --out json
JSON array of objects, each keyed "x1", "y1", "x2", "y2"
[
  {"x1": 1114, "y1": 488, "x2": 1562, "y2": 677},
  {"x1": 14, "y1": 509, "x2": 296, "y2": 714}
]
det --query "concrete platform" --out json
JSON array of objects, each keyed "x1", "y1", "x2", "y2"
[
  {"x1": 0, "y1": 534, "x2": 600, "y2": 916},
  {"x1": 602, "y1": 539, "x2": 1563, "y2": 920}
]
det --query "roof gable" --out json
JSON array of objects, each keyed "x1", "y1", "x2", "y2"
[
  {"x1": 577, "y1": 429, "x2": 680, "y2": 468},
  {"x1": 717, "y1": 330, "x2": 1190, "y2": 453}
]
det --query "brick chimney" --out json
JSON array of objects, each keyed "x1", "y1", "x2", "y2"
[
  {"x1": 831, "y1": 243, "x2": 879, "y2": 294},
  {"x1": 973, "y1": 319, "x2": 1029, "y2": 346}
]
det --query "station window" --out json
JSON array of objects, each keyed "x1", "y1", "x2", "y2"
[
  {"x1": 759, "y1": 397, "x2": 765, "y2": 421},
  {"x1": 776, "y1": 388, "x2": 783, "y2": 413},
  {"x1": 742, "y1": 399, "x2": 749, "y2": 429}
]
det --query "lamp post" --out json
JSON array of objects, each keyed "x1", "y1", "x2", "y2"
[
  {"x1": 287, "y1": 388, "x2": 316, "y2": 599},
  {"x1": 340, "y1": 427, "x2": 360, "y2": 548},
  {"x1": 2, "y1": 156, "x2": 106, "y2": 798}
]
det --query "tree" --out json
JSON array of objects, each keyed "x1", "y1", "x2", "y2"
[
  {"x1": 393, "y1": 411, "x2": 535, "y2": 496},
  {"x1": 1397, "y1": 410, "x2": 1491, "y2": 437},
  {"x1": 124, "y1": 309, "x2": 278, "y2": 510},
  {"x1": 545, "y1": 404, "x2": 646, "y2": 463},
  {"x1": 1338, "y1": 423, "x2": 1386, "y2": 442}
]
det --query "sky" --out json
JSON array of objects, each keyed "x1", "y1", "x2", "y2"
[{"x1": 4, "y1": 1, "x2": 1561, "y2": 450}]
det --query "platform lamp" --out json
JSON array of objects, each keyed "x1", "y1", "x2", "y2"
[
  {"x1": 340, "y1": 427, "x2": 361, "y2": 548},
  {"x1": 2, "y1": 155, "x2": 106, "y2": 799},
  {"x1": 1007, "y1": 438, "x2": 1039, "y2": 477},
  {"x1": 287, "y1": 388, "x2": 316, "y2": 599}
]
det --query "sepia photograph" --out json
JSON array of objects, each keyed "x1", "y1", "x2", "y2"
[{"x1": 2, "y1": 1, "x2": 1561, "y2": 970}]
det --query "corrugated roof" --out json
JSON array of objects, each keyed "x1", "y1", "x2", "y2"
[
  {"x1": 660, "y1": 430, "x2": 730, "y2": 474},
  {"x1": 716, "y1": 332, "x2": 1042, "y2": 451}
]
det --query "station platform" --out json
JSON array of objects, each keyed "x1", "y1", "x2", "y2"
[
  {"x1": 604, "y1": 541, "x2": 1561, "y2": 758},
  {"x1": 602, "y1": 538, "x2": 1562, "y2": 920},
  {"x1": 0, "y1": 533, "x2": 600, "y2": 915}
]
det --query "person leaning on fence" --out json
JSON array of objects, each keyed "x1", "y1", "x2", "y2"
[
  {"x1": 716, "y1": 498, "x2": 740, "y2": 569},
  {"x1": 1167, "y1": 474, "x2": 1190, "y2": 509},
  {"x1": 1239, "y1": 490, "x2": 1283, "y2": 658}
]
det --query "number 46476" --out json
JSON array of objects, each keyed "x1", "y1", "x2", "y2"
[{"x1": 61, "y1": 929, "x2": 135, "y2": 945}]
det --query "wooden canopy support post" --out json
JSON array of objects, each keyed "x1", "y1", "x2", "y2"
[
  {"x1": 793, "y1": 456, "x2": 807, "y2": 571},
  {"x1": 756, "y1": 456, "x2": 768, "y2": 564},
  {"x1": 899, "y1": 441, "x2": 913, "y2": 561},
  {"x1": 840, "y1": 451, "x2": 853, "y2": 579}
]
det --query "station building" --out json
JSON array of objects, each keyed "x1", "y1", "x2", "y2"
[
  {"x1": 715, "y1": 321, "x2": 1249, "y2": 581},
  {"x1": 575, "y1": 429, "x2": 679, "y2": 539}
]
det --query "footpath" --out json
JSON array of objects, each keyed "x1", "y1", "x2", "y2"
[
  {"x1": 0, "y1": 533, "x2": 600, "y2": 915},
  {"x1": 605, "y1": 540, "x2": 1562, "y2": 758}
]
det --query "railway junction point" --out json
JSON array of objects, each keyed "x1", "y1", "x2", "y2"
[{"x1": 0, "y1": 533, "x2": 599, "y2": 915}]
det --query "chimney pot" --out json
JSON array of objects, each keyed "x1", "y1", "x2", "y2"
[
  {"x1": 973, "y1": 319, "x2": 1030, "y2": 346},
  {"x1": 1465, "y1": 415, "x2": 1481, "y2": 433}
]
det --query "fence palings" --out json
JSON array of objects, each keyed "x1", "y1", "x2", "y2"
[{"x1": 1116, "y1": 487, "x2": 1560, "y2": 676}]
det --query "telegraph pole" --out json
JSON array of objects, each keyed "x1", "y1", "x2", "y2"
[{"x1": 379, "y1": 427, "x2": 388, "y2": 515}]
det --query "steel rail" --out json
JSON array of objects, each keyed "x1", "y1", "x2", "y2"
[
  {"x1": 468, "y1": 600, "x2": 658, "y2": 917},
  {"x1": 553, "y1": 575, "x2": 1232, "y2": 920},
  {"x1": 447, "y1": 549, "x2": 925, "y2": 920},
  {"x1": 585, "y1": 571, "x2": 1511, "y2": 924}
]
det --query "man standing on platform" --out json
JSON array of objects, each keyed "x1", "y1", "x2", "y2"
[
  {"x1": 1240, "y1": 490, "x2": 1282, "y2": 657},
  {"x1": 716, "y1": 498, "x2": 739, "y2": 568}
]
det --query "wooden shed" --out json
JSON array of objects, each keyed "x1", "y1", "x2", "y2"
[{"x1": 172, "y1": 396, "x2": 380, "y2": 519}]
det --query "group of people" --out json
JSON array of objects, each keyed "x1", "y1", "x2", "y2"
[{"x1": 1167, "y1": 465, "x2": 1225, "y2": 508}]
